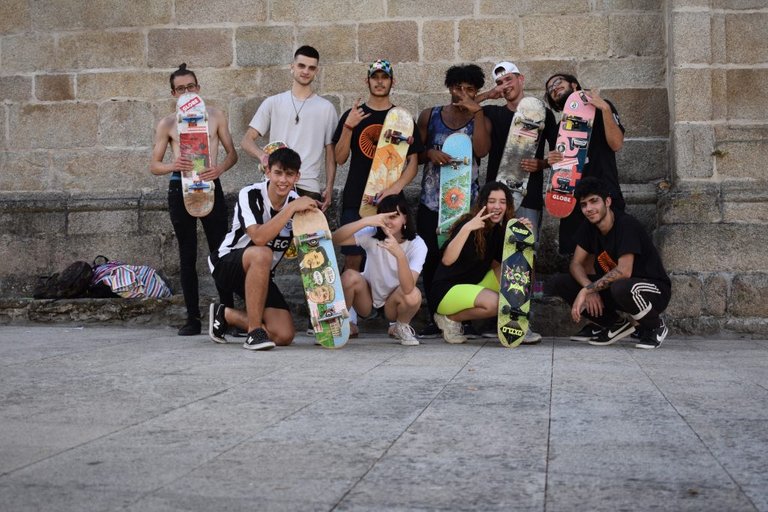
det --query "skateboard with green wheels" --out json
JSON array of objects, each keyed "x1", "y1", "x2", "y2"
[
  {"x1": 437, "y1": 133, "x2": 472, "y2": 248},
  {"x1": 497, "y1": 219, "x2": 535, "y2": 348}
]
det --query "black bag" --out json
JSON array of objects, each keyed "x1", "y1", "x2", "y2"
[{"x1": 33, "y1": 261, "x2": 94, "y2": 299}]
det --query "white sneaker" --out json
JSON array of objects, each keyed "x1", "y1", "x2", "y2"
[
  {"x1": 522, "y1": 329, "x2": 542, "y2": 344},
  {"x1": 434, "y1": 313, "x2": 467, "y2": 344},
  {"x1": 389, "y1": 322, "x2": 419, "y2": 346}
]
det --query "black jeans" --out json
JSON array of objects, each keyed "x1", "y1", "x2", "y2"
[{"x1": 168, "y1": 178, "x2": 232, "y2": 319}]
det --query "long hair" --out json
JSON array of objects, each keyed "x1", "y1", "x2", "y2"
[
  {"x1": 372, "y1": 194, "x2": 417, "y2": 241},
  {"x1": 447, "y1": 182, "x2": 515, "y2": 260}
]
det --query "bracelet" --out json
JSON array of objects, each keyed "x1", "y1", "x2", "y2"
[{"x1": 344, "y1": 123, "x2": 354, "y2": 131}]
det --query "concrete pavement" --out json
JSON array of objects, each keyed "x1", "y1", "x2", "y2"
[{"x1": 1, "y1": 325, "x2": 766, "y2": 511}]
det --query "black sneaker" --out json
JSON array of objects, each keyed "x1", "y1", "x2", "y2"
[
  {"x1": 306, "y1": 319, "x2": 315, "y2": 337},
  {"x1": 462, "y1": 322, "x2": 481, "y2": 339},
  {"x1": 208, "y1": 303, "x2": 227, "y2": 344},
  {"x1": 243, "y1": 328, "x2": 276, "y2": 351},
  {"x1": 418, "y1": 321, "x2": 442, "y2": 339},
  {"x1": 570, "y1": 323, "x2": 603, "y2": 342},
  {"x1": 178, "y1": 318, "x2": 201, "y2": 336},
  {"x1": 588, "y1": 319, "x2": 635, "y2": 346},
  {"x1": 634, "y1": 319, "x2": 668, "y2": 349}
]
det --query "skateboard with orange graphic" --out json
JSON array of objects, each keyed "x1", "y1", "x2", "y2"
[
  {"x1": 437, "y1": 133, "x2": 472, "y2": 247},
  {"x1": 544, "y1": 91, "x2": 595, "y2": 218},
  {"x1": 359, "y1": 107, "x2": 413, "y2": 217},
  {"x1": 177, "y1": 93, "x2": 215, "y2": 217}
]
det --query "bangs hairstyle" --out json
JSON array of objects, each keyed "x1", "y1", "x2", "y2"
[
  {"x1": 448, "y1": 181, "x2": 514, "y2": 260},
  {"x1": 268, "y1": 147, "x2": 302, "y2": 172},
  {"x1": 373, "y1": 194, "x2": 417, "y2": 241},
  {"x1": 444, "y1": 64, "x2": 485, "y2": 90},
  {"x1": 544, "y1": 73, "x2": 581, "y2": 110},
  {"x1": 169, "y1": 63, "x2": 197, "y2": 91}
]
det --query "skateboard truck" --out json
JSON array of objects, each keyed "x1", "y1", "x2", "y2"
[
  {"x1": 297, "y1": 231, "x2": 332, "y2": 244},
  {"x1": 384, "y1": 129, "x2": 414, "y2": 145},
  {"x1": 445, "y1": 156, "x2": 471, "y2": 169},
  {"x1": 501, "y1": 305, "x2": 528, "y2": 318}
]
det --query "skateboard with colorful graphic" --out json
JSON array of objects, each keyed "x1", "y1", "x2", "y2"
[
  {"x1": 360, "y1": 107, "x2": 413, "y2": 217},
  {"x1": 497, "y1": 97, "x2": 546, "y2": 210},
  {"x1": 437, "y1": 133, "x2": 472, "y2": 247},
  {"x1": 259, "y1": 141, "x2": 288, "y2": 174},
  {"x1": 497, "y1": 219, "x2": 535, "y2": 348},
  {"x1": 544, "y1": 91, "x2": 595, "y2": 218},
  {"x1": 177, "y1": 93, "x2": 215, "y2": 217},
  {"x1": 293, "y1": 209, "x2": 350, "y2": 348}
]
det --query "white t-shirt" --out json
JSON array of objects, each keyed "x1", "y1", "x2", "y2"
[
  {"x1": 209, "y1": 180, "x2": 297, "y2": 272},
  {"x1": 249, "y1": 91, "x2": 338, "y2": 193},
  {"x1": 354, "y1": 226, "x2": 428, "y2": 308}
]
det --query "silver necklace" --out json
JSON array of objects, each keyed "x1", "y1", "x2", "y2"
[{"x1": 291, "y1": 93, "x2": 309, "y2": 124}]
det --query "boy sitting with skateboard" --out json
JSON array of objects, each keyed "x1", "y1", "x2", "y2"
[
  {"x1": 547, "y1": 177, "x2": 671, "y2": 349},
  {"x1": 207, "y1": 147, "x2": 318, "y2": 350}
]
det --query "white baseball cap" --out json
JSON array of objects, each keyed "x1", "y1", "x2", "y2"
[{"x1": 492, "y1": 61, "x2": 520, "y2": 81}]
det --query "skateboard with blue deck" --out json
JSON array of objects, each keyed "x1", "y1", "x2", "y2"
[
  {"x1": 497, "y1": 219, "x2": 535, "y2": 348},
  {"x1": 437, "y1": 133, "x2": 472, "y2": 247},
  {"x1": 293, "y1": 209, "x2": 350, "y2": 348},
  {"x1": 177, "y1": 93, "x2": 214, "y2": 217}
]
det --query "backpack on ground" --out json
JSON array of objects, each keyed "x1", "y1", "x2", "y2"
[
  {"x1": 92, "y1": 257, "x2": 172, "y2": 299},
  {"x1": 32, "y1": 261, "x2": 94, "y2": 299}
]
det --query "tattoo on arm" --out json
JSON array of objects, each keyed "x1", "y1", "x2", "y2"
[{"x1": 585, "y1": 267, "x2": 624, "y2": 292}]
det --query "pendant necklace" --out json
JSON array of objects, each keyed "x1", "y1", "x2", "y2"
[{"x1": 291, "y1": 93, "x2": 309, "y2": 124}]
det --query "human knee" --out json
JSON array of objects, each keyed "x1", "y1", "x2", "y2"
[
  {"x1": 341, "y1": 269, "x2": 364, "y2": 287},
  {"x1": 243, "y1": 246, "x2": 272, "y2": 268},
  {"x1": 403, "y1": 287, "x2": 422, "y2": 309}
]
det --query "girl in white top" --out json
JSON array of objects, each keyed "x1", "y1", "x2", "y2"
[{"x1": 332, "y1": 194, "x2": 427, "y2": 346}]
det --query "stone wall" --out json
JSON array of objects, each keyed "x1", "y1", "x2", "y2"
[{"x1": 0, "y1": 0, "x2": 765, "y2": 334}]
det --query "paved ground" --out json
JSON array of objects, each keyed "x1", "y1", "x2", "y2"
[{"x1": 1, "y1": 325, "x2": 766, "y2": 511}]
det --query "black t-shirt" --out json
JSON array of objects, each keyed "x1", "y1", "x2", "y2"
[
  {"x1": 333, "y1": 104, "x2": 424, "y2": 210},
  {"x1": 582, "y1": 100, "x2": 625, "y2": 210},
  {"x1": 428, "y1": 219, "x2": 504, "y2": 308},
  {"x1": 483, "y1": 104, "x2": 558, "y2": 211},
  {"x1": 575, "y1": 211, "x2": 670, "y2": 286}
]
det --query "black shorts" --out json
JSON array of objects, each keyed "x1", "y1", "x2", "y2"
[
  {"x1": 339, "y1": 207, "x2": 365, "y2": 257},
  {"x1": 211, "y1": 248, "x2": 289, "y2": 310}
]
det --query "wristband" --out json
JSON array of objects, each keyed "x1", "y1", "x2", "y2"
[{"x1": 344, "y1": 123, "x2": 354, "y2": 131}]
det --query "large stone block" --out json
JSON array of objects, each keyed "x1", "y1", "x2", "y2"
[
  {"x1": 458, "y1": 19, "x2": 520, "y2": 61},
  {"x1": 35, "y1": 75, "x2": 75, "y2": 102},
  {"x1": 481, "y1": 0, "x2": 588, "y2": 15},
  {"x1": 522, "y1": 60, "x2": 577, "y2": 93},
  {"x1": 0, "y1": 210, "x2": 66, "y2": 237},
  {"x1": 57, "y1": 31, "x2": 145, "y2": 71},
  {"x1": 658, "y1": 182, "x2": 722, "y2": 225},
  {"x1": 320, "y1": 63, "x2": 370, "y2": 95},
  {"x1": 0, "y1": 152, "x2": 51, "y2": 192},
  {"x1": 672, "y1": 68, "x2": 713, "y2": 122},
  {"x1": 272, "y1": 0, "x2": 384, "y2": 21},
  {"x1": 77, "y1": 71, "x2": 169, "y2": 101},
  {"x1": 9, "y1": 103, "x2": 98, "y2": 150},
  {"x1": 148, "y1": 29, "x2": 233, "y2": 69},
  {"x1": 609, "y1": 13, "x2": 664, "y2": 57},
  {"x1": 236, "y1": 26, "x2": 294, "y2": 67},
  {"x1": 387, "y1": 63, "x2": 455, "y2": 95},
  {"x1": 193, "y1": 69, "x2": 261, "y2": 99},
  {"x1": 30, "y1": 0, "x2": 171, "y2": 30},
  {"x1": 176, "y1": 0, "x2": 267, "y2": 24},
  {"x1": 55, "y1": 149, "x2": 156, "y2": 193},
  {"x1": 68, "y1": 210, "x2": 139, "y2": 236},
  {"x1": 725, "y1": 68, "x2": 768, "y2": 121},
  {"x1": 98, "y1": 101, "x2": 156, "y2": 148},
  {"x1": 297, "y1": 25, "x2": 357, "y2": 64},
  {"x1": 617, "y1": 139, "x2": 668, "y2": 183},
  {"x1": 657, "y1": 224, "x2": 768, "y2": 273},
  {"x1": 671, "y1": 11, "x2": 711, "y2": 65},
  {"x1": 607, "y1": 88, "x2": 668, "y2": 138},
  {"x1": 672, "y1": 123, "x2": 715, "y2": 179},
  {"x1": 0, "y1": 76, "x2": 32, "y2": 102},
  {"x1": 721, "y1": 182, "x2": 768, "y2": 225},
  {"x1": 422, "y1": 21, "x2": 456, "y2": 62},
  {"x1": 522, "y1": 16, "x2": 609, "y2": 58},
  {"x1": 713, "y1": 125, "x2": 768, "y2": 181},
  {"x1": 1, "y1": 34, "x2": 56, "y2": 73},
  {"x1": 359, "y1": 22, "x2": 419, "y2": 63},
  {"x1": 601, "y1": 0, "x2": 662, "y2": 8},
  {"x1": 390, "y1": 0, "x2": 472, "y2": 17},
  {"x1": 703, "y1": 273, "x2": 728, "y2": 316},
  {"x1": 725, "y1": 13, "x2": 768, "y2": 65},
  {"x1": 578, "y1": 58, "x2": 665, "y2": 89},
  {"x1": 0, "y1": 235, "x2": 60, "y2": 274},
  {"x1": 665, "y1": 273, "x2": 702, "y2": 318},
  {"x1": 730, "y1": 273, "x2": 768, "y2": 318},
  {"x1": 0, "y1": 0, "x2": 30, "y2": 34}
]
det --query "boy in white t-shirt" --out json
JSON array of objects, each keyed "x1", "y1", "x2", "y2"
[{"x1": 332, "y1": 195, "x2": 427, "y2": 346}]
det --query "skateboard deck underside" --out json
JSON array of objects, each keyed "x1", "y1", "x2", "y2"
[
  {"x1": 545, "y1": 92, "x2": 595, "y2": 218},
  {"x1": 497, "y1": 219, "x2": 535, "y2": 348},
  {"x1": 437, "y1": 133, "x2": 472, "y2": 248},
  {"x1": 360, "y1": 107, "x2": 413, "y2": 217},
  {"x1": 293, "y1": 210, "x2": 350, "y2": 348},
  {"x1": 177, "y1": 93, "x2": 214, "y2": 218}
]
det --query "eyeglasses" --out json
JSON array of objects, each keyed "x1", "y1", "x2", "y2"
[
  {"x1": 546, "y1": 77, "x2": 564, "y2": 95},
  {"x1": 174, "y1": 83, "x2": 199, "y2": 94}
]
